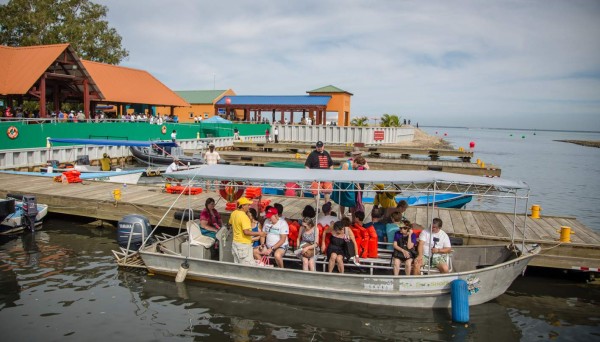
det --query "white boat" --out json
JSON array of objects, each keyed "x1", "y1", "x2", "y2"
[
  {"x1": 1, "y1": 169, "x2": 144, "y2": 185},
  {"x1": 115, "y1": 165, "x2": 540, "y2": 309},
  {"x1": 0, "y1": 198, "x2": 48, "y2": 235}
]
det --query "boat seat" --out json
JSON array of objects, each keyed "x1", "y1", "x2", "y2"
[{"x1": 186, "y1": 220, "x2": 215, "y2": 248}]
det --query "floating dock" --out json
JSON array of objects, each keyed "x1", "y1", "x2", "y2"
[
  {"x1": 1, "y1": 173, "x2": 597, "y2": 271},
  {"x1": 231, "y1": 141, "x2": 475, "y2": 161},
  {"x1": 215, "y1": 150, "x2": 501, "y2": 177}
]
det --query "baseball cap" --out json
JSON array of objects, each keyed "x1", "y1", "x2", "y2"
[
  {"x1": 316, "y1": 141, "x2": 324, "y2": 147},
  {"x1": 265, "y1": 207, "x2": 278, "y2": 218},
  {"x1": 237, "y1": 197, "x2": 253, "y2": 206}
]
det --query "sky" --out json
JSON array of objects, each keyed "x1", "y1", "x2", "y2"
[{"x1": 93, "y1": 1, "x2": 598, "y2": 130}]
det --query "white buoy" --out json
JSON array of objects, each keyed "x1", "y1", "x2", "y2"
[{"x1": 175, "y1": 261, "x2": 189, "y2": 282}]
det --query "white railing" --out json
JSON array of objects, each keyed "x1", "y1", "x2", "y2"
[{"x1": 274, "y1": 125, "x2": 413, "y2": 144}]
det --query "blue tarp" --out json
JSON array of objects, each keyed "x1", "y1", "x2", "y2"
[
  {"x1": 201, "y1": 116, "x2": 232, "y2": 124},
  {"x1": 48, "y1": 138, "x2": 177, "y2": 147}
]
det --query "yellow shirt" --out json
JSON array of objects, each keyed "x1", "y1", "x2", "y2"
[
  {"x1": 373, "y1": 191, "x2": 397, "y2": 208},
  {"x1": 100, "y1": 157, "x2": 111, "y2": 171},
  {"x1": 230, "y1": 209, "x2": 252, "y2": 244}
]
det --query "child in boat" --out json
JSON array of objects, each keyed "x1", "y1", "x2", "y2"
[
  {"x1": 296, "y1": 217, "x2": 320, "y2": 271},
  {"x1": 392, "y1": 222, "x2": 417, "y2": 275},
  {"x1": 248, "y1": 208, "x2": 266, "y2": 260},
  {"x1": 385, "y1": 212, "x2": 403, "y2": 250}
]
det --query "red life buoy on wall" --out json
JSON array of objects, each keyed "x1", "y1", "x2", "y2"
[
  {"x1": 7, "y1": 126, "x2": 18, "y2": 139},
  {"x1": 161, "y1": 125, "x2": 167, "y2": 134},
  {"x1": 219, "y1": 181, "x2": 245, "y2": 203}
]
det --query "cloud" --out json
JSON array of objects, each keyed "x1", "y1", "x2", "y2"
[{"x1": 98, "y1": 0, "x2": 600, "y2": 131}]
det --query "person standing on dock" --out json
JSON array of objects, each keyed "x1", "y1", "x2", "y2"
[
  {"x1": 265, "y1": 128, "x2": 271, "y2": 142},
  {"x1": 204, "y1": 143, "x2": 220, "y2": 165},
  {"x1": 305, "y1": 140, "x2": 334, "y2": 203},
  {"x1": 230, "y1": 197, "x2": 266, "y2": 265},
  {"x1": 273, "y1": 126, "x2": 279, "y2": 143},
  {"x1": 171, "y1": 130, "x2": 177, "y2": 143}
]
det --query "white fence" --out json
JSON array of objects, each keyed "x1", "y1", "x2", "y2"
[{"x1": 275, "y1": 125, "x2": 413, "y2": 144}]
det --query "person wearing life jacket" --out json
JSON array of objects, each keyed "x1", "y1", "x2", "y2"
[
  {"x1": 351, "y1": 211, "x2": 370, "y2": 258},
  {"x1": 100, "y1": 153, "x2": 112, "y2": 171}
]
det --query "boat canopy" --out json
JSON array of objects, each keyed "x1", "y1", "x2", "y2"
[
  {"x1": 48, "y1": 138, "x2": 177, "y2": 148},
  {"x1": 166, "y1": 165, "x2": 529, "y2": 192}
]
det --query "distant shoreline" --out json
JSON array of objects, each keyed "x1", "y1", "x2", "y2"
[
  {"x1": 420, "y1": 125, "x2": 600, "y2": 134},
  {"x1": 554, "y1": 140, "x2": 600, "y2": 148}
]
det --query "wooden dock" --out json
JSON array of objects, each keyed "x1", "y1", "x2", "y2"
[
  {"x1": 1, "y1": 173, "x2": 597, "y2": 270},
  {"x1": 231, "y1": 141, "x2": 475, "y2": 161},
  {"x1": 216, "y1": 150, "x2": 501, "y2": 177}
]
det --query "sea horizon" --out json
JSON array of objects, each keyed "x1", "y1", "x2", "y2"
[{"x1": 420, "y1": 125, "x2": 600, "y2": 134}]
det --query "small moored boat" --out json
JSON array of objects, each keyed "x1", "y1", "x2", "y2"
[{"x1": 114, "y1": 165, "x2": 539, "y2": 309}]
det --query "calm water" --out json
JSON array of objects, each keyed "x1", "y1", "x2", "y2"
[
  {"x1": 422, "y1": 127, "x2": 600, "y2": 232},
  {"x1": 0, "y1": 126, "x2": 599, "y2": 341}
]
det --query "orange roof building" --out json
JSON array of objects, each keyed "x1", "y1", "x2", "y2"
[{"x1": 0, "y1": 43, "x2": 188, "y2": 117}]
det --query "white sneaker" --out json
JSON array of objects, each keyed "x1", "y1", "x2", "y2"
[{"x1": 352, "y1": 256, "x2": 361, "y2": 266}]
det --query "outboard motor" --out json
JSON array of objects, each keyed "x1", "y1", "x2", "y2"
[
  {"x1": 21, "y1": 195, "x2": 38, "y2": 232},
  {"x1": 76, "y1": 155, "x2": 90, "y2": 165},
  {"x1": 117, "y1": 214, "x2": 152, "y2": 251}
]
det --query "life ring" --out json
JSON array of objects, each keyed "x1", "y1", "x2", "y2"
[
  {"x1": 219, "y1": 181, "x2": 245, "y2": 203},
  {"x1": 161, "y1": 125, "x2": 167, "y2": 134},
  {"x1": 7, "y1": 126, "x2": 18, "y2": 139}
]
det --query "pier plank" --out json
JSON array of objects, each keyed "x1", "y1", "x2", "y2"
[
  {"x1": 532, "y1": 217, "x2": 565, "y2": 242},
  {"x1": 437, "y1": 209, "x2": 454, "y2": 234},
  {"x1": 448, "y1": 210, "x2": 468, "y2": 235},
  {"x1": 483, "y1": 213, "x2": 511, "y2": 238},
  {"x1": 471, "y1": 212, "x2": 496, "y2": 237},
  {"x1": 461, "y1": 211, "x2": 483, "y2": 237}
]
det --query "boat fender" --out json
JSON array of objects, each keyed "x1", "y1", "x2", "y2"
[
  {"x1": 451, "y1": 279, "x2": 469, "y2": 323},
  {"x1": 175, "y1": 259, "x2": 189, "y2": 283},
  {"x1": 161, "y1": 125, "x2": 167, "y2": 134},
  {"x1": 6, "y1": 126, "x2": 18, "y2": 139}
]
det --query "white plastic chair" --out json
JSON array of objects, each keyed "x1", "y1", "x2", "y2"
[{"x1": 186, "y1": 220, "x2": 215, "y2": 248}]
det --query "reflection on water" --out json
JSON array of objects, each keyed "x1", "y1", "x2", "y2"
[{"x1": 0, "y1": 219, "x2": 597, "y2": 341}]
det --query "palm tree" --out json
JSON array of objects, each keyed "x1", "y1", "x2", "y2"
[
  {"x1": 380, "y1": 114, "x2": 401, "y2": 127},
  {"x1": 350, "y1": 116, "x2": 370, "y2": 127}
]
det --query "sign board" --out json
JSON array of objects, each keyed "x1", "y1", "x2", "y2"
[
  {"x1": 374, "y1": 130, "x2": 385, "y2": 141},
  {"x1": 218, "y1": 108, "x2": 225, "y2": 115}
]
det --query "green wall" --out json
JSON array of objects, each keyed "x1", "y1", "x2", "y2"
[{"x1": 0, "y1": 121, "x2": 269, "y2": 150}]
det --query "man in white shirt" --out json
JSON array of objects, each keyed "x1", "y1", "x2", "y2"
[
  {"x1": 414, "y1": 218, "x2": 452, "y2": 274},
  {"x1": 165, "y1": 158, "x2": 179, "y2": 173},
  {"x1": 204, "y1": 143, "x2": 220, "y2": 165},
  {"x1": 263, "y1": 207, "x2": 289, "y2": 268}
]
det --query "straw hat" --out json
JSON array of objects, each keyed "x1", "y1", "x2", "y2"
[{"x1": 351, "y1": 147, "x2": 363, "y2": 156}]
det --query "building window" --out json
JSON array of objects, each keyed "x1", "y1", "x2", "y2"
[
  {"x1": 189, "y1": 112, "x2": 194, "y2": 118},
  {"x1": 204, "y1": 113, "x2": 209, "y2": 118}
]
